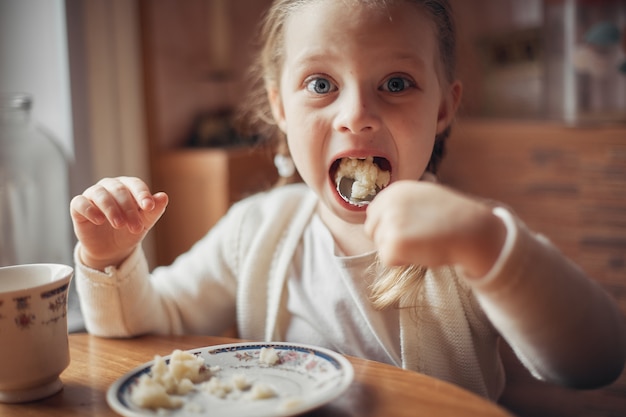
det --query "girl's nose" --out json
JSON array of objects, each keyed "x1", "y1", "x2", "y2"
[{"x1": 333, "y1": 88, "x2": 382, "y2": 134}]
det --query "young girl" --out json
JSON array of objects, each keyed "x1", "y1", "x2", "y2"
[{"x1": 70, "y1": 0, "x2": 625, "y2": 400}]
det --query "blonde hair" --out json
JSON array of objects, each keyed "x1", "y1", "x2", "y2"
[{"x1": 235, "y1": 0, "x2": 458, "y2": 309}]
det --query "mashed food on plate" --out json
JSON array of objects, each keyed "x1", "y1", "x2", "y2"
[
  {"x1": 130, "y1": 348, "x2": 278, "y2": 410},
  {"x1": 130, "y1": 350, "x2": 213, "y2": 409},
  {"x1": 258, "y1": 347, "x2": 279, "y2": 366}
]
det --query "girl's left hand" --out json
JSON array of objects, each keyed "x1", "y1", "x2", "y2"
[{"x1": 364, "y1": 180, "x2": 507, "y2": 279}]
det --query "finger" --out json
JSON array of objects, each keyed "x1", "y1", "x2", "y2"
[
  {"x1": 69, "y1": 194, "x2": 106, "y2": 225},
  {"x1": 139, "y1": 192, "x2": 169, "y2": 230},
  {"x1": 117, "y1": 176, "x2": 157, "y2": 211},
  {"x1": 152, "y1": 192, "x2": 169, "y2": 211},
  {"x1": 362, "y1": 213, "x2": 376, "y2": 242},
  {"x1": 364, "y1": 198, "x2": 384, "y2": 242},
  {"x1": 87, "y1": 179, "x2": 142, "y2": 232}
]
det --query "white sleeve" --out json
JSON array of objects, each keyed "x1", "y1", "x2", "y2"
[
  {"x1": 75, "y1": 214, "x2": 240, "y2": 338},
  {"x1": 467, "y1": 207, "x2": 626, "y2": 388}
]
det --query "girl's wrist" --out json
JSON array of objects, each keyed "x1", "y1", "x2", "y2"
[
  {"x1": 461, "y1": 206, "x2": 515, "y2": 281},
  {"x1": 78, "y1": 246, "x2": 132, "y2": 272},
  {"x1": 458, "y1": 206, "x2": 509, "y2": 280}
]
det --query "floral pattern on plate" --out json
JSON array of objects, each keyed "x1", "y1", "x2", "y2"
[{"x1": 107, "y1": 342, "x2": 354, "y2": 417}]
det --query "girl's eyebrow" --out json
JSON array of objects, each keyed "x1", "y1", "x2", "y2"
[
  {"x1": 290, "y1": 49, "x2": 337, "y2": 66},
  {"x1": 288, "y1": 52, "x2": 339, "y2": 78},
  {"x1": 388, "y1": 53, "x2": 427, "y2": 69},
  {"x1": 287, "y1": 50, "x2": 430, "y2": 80},
  {"x1": 293, "y1": 48, "x2": 427, "y2": 66}
]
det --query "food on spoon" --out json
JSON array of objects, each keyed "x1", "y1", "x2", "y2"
[{"x1": 335, "y1": 156, "x2": 390, "y2": 205}]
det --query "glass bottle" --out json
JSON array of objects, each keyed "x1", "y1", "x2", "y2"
[{"x1": 0, "y1": 93, "x2": 72, "y2": 266}]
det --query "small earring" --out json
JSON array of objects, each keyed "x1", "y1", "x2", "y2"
[{"x1": 274, "y1": 154, "x2": 296, "y2": 178}]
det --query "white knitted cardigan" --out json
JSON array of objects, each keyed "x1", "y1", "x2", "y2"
[{"x1": 75, "y1": 183, "x2": 504, "y2": 399}]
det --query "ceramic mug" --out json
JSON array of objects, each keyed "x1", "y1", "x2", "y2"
[{"x1": 0, "y1": 263, "x2": 73, "y2": 403}]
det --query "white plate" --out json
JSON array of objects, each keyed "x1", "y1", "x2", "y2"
[{"x1": 107, "y1": 341, "x2": 354, "y2": 417}]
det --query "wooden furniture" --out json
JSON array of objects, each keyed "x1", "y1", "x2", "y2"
[
  {"x1": 0, "y1": 333, "x2": 513, "y2": 417},
  {"x1": 151, "y1": 146, "x2": 278, "y2": 265},
  {"x1": 439, "y1": 119, "x2": 626, "y2": 417},
  {"x1": 138, "y1": 0, "x2": 277, "y2": 266}
]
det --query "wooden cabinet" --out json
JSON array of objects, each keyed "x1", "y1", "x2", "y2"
[
  {"x1": 151, "y1": 146, "x2": 277, "y2": 266},
  {"x1": 138, "y1": 0, "x2": 277, "y2": 265}
]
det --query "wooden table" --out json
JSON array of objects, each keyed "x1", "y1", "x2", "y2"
[{"x1": 0, "y1": 333, "x2": 513, "y2": 417}]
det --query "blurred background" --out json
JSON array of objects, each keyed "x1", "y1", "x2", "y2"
[{"x1": 0, "y1": 1, "x2": 625, "y2": 416}]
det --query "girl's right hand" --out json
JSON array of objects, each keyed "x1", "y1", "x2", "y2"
[{"x1": 69, "y1": 177, "x2": 169, "y2": 271}]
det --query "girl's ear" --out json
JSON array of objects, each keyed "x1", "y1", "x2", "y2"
[
  {"x1": 267, "y1": 86, "x2": 287, "y2": 133},
  {"x1": 436, "y1": 80, "x2": 463, "y2": 134}
]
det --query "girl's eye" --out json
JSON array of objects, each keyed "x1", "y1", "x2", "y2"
[
  {"x1": 306, "y1": 77, "x2": 336, "y2": 94},
  {"x1": 382, "y1": 76, "x2": 413, "y2": 93}
]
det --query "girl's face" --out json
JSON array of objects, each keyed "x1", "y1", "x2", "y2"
[{"x1": 269, "y1": 0, "x2": 461, "y2": 225}]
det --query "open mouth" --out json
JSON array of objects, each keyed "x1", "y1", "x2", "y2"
[{"x1": 330, "y1": 156, "x2": 391, "y2": 207}]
